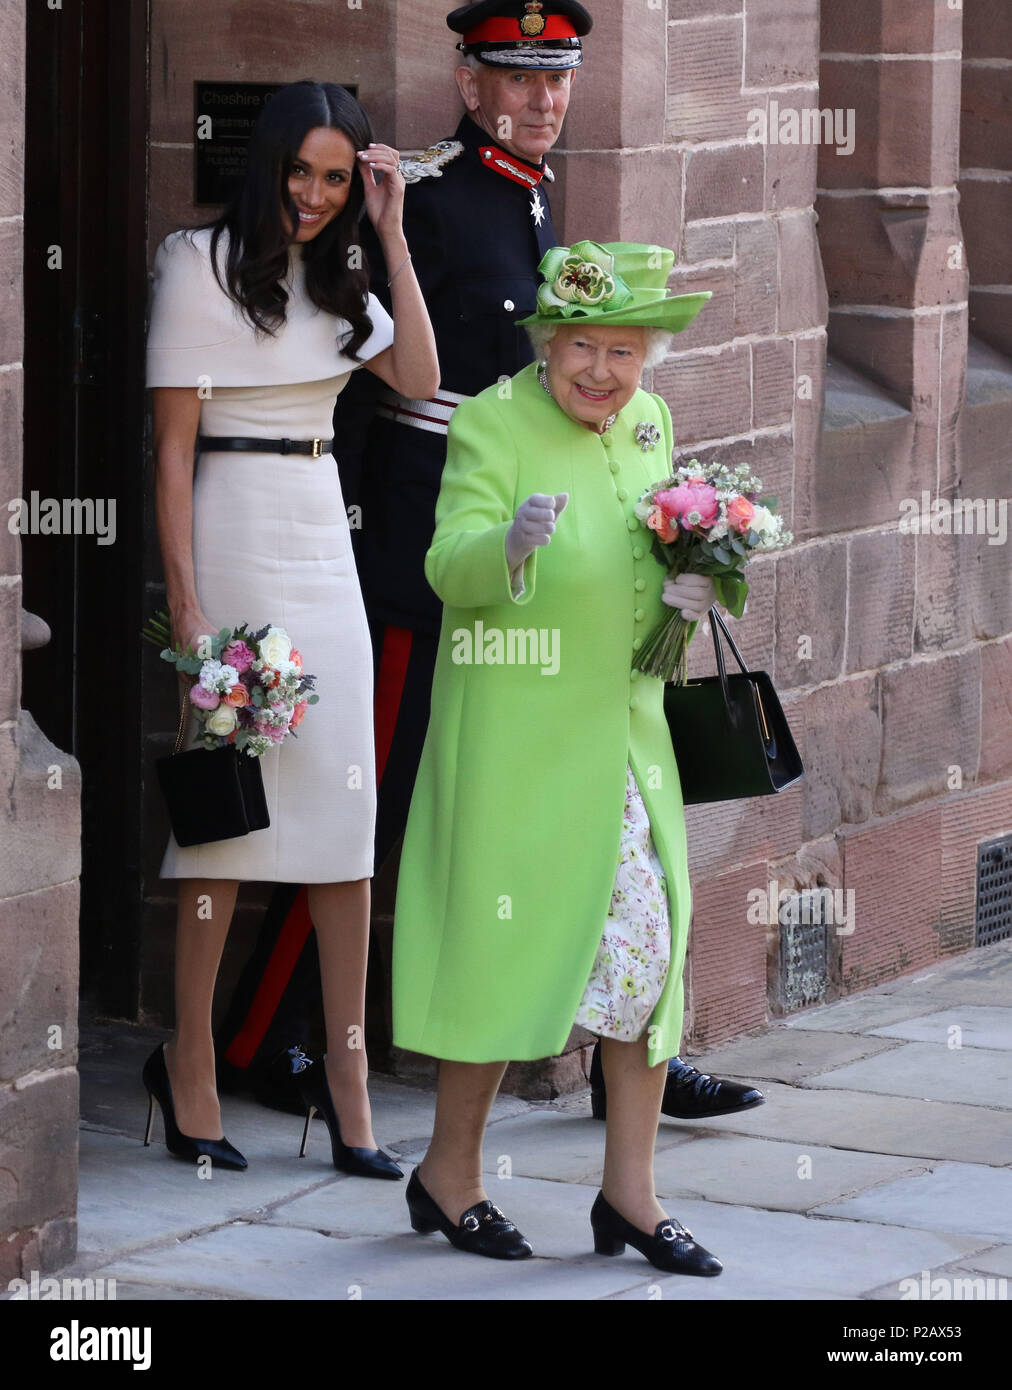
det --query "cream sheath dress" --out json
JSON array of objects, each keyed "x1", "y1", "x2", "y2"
[{"x1": 147, "y1": 228, "x2": 394, "y2": 883}]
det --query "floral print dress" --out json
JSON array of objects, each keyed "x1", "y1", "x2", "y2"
[{"x1": 574, "y1": 765, "x2": 671, "y2": 1042}]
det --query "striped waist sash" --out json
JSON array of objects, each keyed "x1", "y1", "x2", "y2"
[{"x1": 375, "y1": 386, "x2": 470, "y2": 436}]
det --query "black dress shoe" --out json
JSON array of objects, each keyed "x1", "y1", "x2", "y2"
[
  {"x1": 406, "y1": 1168, "x2": 533, "y2": 1260},
  {"x1": 590, "y1": 1191, "x2": 722, "y2": 1277},
  {"x1": 589, "y1": 1041, "x2": 765, "y2": 1121},
  {"x1": 216, "y1": 1043, "x2": 314, "y2": 1117},
  {"x1": 254, "y1": 1043, "x2": 317, "y2": 1115},
  {"x1": 296, "y1": 1061, "x2": 403, "y2": 1180},
  {"x1": 660, "y1": 1056, "x2": 765, "y2": 1119},
  {"x1": 142, "y1": 1045, "x2": 248, "y2": 1171}
]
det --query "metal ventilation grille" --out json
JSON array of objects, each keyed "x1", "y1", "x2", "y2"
[
  {"x1": 976, "y1": 835, "x2": 1012, "y2": 947},
  {"x1": 779, "y1": 892, "x2": 829, "y2": 1011}
]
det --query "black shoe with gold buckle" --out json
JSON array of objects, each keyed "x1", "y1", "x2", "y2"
[{"x1": 406, "y1": 1168, "x2": 533, "y2": 1259}]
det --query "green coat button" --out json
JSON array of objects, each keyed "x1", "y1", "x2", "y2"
[
  {"x1": 632, "y1": 546, "x2": 644, "y2": 559},
  {"x1": 632, "y1": 637, "x2": 642, "y2": 650},
  {"x1": 634, "y1": 608, "x2": 645, "y2": 621},
  {"x1": 629, "y1": 697, "x2": 638, "y2": 710},
  {"x1": 634, "y1": 578, "x2": 646, "y2": 591},
  {"x1": 616, "y1": 488, "x2": 628, "y2": 502},
  {"x1": 609, "y1": 461, "x2": 620, "y2": 475},
  {"x1": 630, "y1": 669, "x2": 639, "y2": 681},
  {"x1": 626, "y1": 518, "x2": 638, "y2": 532}
]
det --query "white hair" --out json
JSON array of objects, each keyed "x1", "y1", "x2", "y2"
[{"x1": 526, "y1": 322, "x2": 674, "y2": 370}]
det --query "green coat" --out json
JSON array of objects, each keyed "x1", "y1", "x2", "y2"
[{"x1": 392, "y1": 361, "x2": 697, "y2": 1068}]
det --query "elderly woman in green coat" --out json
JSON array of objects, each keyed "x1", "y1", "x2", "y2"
[{"x1": 392, "y1": 241, "x2": 722, "y2": 1275}]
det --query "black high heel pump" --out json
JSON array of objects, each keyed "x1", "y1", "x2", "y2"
[
  {"x1": 296, "y1": 1060, "x2": 402, "y2": 1180},
  {"x1": 590, "y1": 1192, "x2": 722, "y2": 1276},
  {"x1": 142, "y1": 1044, "x2": 248, "y2": 1170}
]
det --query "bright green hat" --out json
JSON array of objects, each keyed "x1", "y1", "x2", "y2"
[{"x1": 516, "y1": 240, "x2": 710, "y2": 334}]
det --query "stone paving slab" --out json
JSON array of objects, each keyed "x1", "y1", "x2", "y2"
[
  {"x1": 899, "y1": 977, "x2": 1012, "y2": 1008},
  {"x1": 783, "y1": 994, "x2": 955, "y2": 1035},
  {"x1": 75, "y1": 1130, "x2": 339, "y2": 1259},
  {"x1": 95, "y1": 1282, "x2": 240, "y2": 1300},
  {"x1": 865, "y1": 953, "x2": 1012, "y2": 1009},
  {"x1": 87, "y1": 1172, "x2": 986, "y2": 1302},
  {"x1": 650, "y1": 1134, "x2": 929, "y2": 1214},
  {"x1": 947, "y1": 1244, "x2": 1012, "y2": 1278},
  {"x1": 88, "y1": 1218, "x2": 652, "y2": 1302},
  {"x1": 686, "y1": 1082, "x2": 1012, "y2": 1164},
  {"x1": 781, "y1": 946, "x2": 1012, "y2": 1030},
  {"x1": 804, "y1": 1041, "x2": 1012, "y2": 1108},
  {"x1": 943, "y1": 1267, "x2": 1012, "y2": 1298},
  {"x1": 814, "y1": 1163, "x2": 1012, "y2": 1245},
  {"x1": 689, "y1": 1029, "x2": 899, "y2": 1084},
  {"x1": 866, "y1": 1006, "x2": 1012, "y2": 1052},
  {"x1": 862, "y1": 1262, "x2": 1009, "y2": 1302},
  {"x1": 474, "y1": 1107, "x2": 692, "y2": 1184}
]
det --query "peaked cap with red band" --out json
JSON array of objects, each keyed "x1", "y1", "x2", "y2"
[{"x1": 447, "y1": 1, "x2": 593, "y2": 70}]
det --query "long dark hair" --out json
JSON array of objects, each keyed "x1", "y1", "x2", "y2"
[{"x1": 203, "y1": 81, "x2": 375, "y2": 360}]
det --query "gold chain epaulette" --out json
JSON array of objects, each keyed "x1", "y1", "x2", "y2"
[{"x1": 399, "y1": 140, "x2": 465, "y2": 185}]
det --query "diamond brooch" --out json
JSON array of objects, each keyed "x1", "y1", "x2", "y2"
[{"x1": 635, "y1": 422, "x2": 662, "y2": 452}]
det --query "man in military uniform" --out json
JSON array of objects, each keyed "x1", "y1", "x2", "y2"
[
  {"x1": 216, "y1": 1, "x2": 765, "y2": 1128},
  {"x1": 355, "y1": 0, "x2": 588, "y2": 869}
]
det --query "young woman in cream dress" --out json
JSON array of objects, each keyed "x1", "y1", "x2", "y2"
[{"x1": 146, "y1": 81, "x2": 437, "y2": 1174}]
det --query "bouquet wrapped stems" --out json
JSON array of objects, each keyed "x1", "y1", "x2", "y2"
[
  {"x1": 633, "y1": 561, "x2": 693, "y2": 684},
  {"x1": 634, "y1": 607, "x2": 693, "y2": 684}
]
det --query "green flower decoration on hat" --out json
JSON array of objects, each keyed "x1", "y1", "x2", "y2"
[
  {"x1": 535, "y1": 241, "x2": 633, "y2": 318},
  {"x1": 518, "y1": 239, "x2": 713, "y2": 336}
]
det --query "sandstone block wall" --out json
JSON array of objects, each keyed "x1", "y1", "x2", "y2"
[{"x1": 0, "y1": 0, "x2": 82, "y2": 1282}]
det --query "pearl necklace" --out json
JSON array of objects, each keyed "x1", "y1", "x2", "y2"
[{"x1": 538, "y1": 364, "x2": 617, "y2": 434}]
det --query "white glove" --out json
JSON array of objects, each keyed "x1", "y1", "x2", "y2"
[
  {"x1": 662, "y1": 573, "x2": 717, "y2": 620},
  {"x1": 505, "y1": 492, "x2": 569, "y2": 572}
]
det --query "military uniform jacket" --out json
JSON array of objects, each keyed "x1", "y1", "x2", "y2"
[{"x1": 339, "y1": 114, "x2": 559, "y2": 635}]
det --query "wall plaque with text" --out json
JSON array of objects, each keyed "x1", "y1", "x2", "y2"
[{"x1": 194, "y1": 82, "x2": 358, "y2": 206}]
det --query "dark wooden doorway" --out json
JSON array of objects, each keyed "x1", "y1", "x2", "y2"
[{"x1": 22, "y1": 0, "x2": 150, "y2": 1017}]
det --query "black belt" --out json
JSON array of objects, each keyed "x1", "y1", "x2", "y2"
[{"x1": 198, "y1": 435, "x2": 334, "y2": 458}]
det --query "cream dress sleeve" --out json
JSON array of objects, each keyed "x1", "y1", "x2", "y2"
[{"x1": 146, "y1": 228, "x2": 394, "y2": 389}]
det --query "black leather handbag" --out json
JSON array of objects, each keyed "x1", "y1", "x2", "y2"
[
  {"x1": 664, "y1": 608, "x2": 804, "y2": 804},
  {"x1": 155, "y1": 686, "x2": 270, "y2": 848}
]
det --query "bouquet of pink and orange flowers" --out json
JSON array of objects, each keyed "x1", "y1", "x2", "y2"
[
  {"x1": 633, "y1": 460, "x2": 792, "y2": 683},
  {"x1": 143, "y1": 612, "x2": 319, "y2": 757}
]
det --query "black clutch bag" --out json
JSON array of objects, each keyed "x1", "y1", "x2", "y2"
[
  {"x1": 664, "y1": 608, "x2": 804, "y2": 804},
  {"x1": 155, "y1": 687, "x2": 270, "y2": 848}
]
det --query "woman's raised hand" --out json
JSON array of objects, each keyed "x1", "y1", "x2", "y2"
[
  {"x1": 662, "y1": 572, "x2": 717, "y2": 620},
  {"x1": 357, "y1": 143, "x2": 405, "y2": 244},
  {"x1": 505, "y1": 493, "x2": 569, "y2": 572}
]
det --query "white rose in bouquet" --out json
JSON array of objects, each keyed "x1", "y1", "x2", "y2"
[
  {"x1": 206, "y1": 704, "x2": 238, "y2": 737},
  {"x1": 258, "y1": 628, "x2": 293, "y2": 666}
]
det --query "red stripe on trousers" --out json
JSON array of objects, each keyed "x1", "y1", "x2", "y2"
[
  {"x1": 224, "y1": 885, "x2": 314, "y2": 1069},
  {"x1": 374, "y1": 624, "x2": 413, "y2": 786},
  {"x1": 223, "y1": 624, "x2": 414, "y2": 1070}
]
